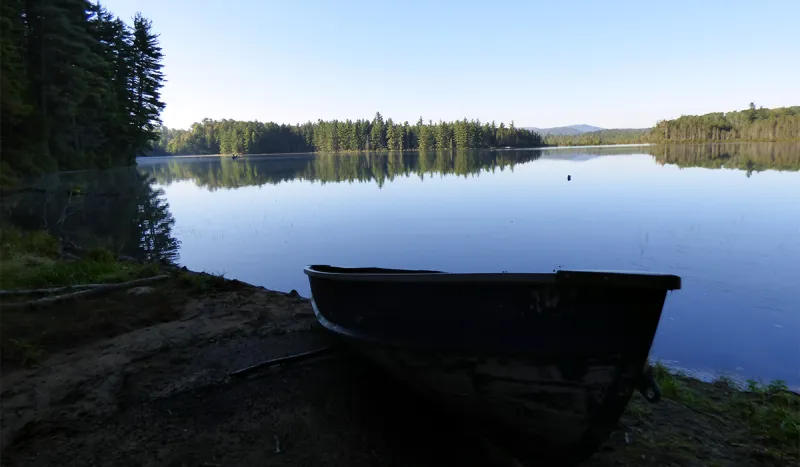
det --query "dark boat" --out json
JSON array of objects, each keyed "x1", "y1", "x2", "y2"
[{"x1": 304, "y1": 265, "x2": 681, "y2": 464}]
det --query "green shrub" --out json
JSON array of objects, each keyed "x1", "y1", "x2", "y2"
[
  {"x1": 84, "y1": 247, "x2": 115, "y2": 263},
  {"x1": 1, "y1": 227, "x2": 61, "y2": 259},
  {"x1": 0, "y1": 227, "x2": 163, "y2": 289}
]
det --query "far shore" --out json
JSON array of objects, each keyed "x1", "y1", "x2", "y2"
[
  {"x1": 137, "y1": 141, "x2": 800, "y2": 162},
  {"x1": 137, "y1": 143, "x2": 657, "y2": 160}
]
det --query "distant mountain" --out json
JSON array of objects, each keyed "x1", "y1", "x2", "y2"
[
  {"x1": 543, "y1": 128, "x2": 652, "y2": 146},
  {"x1": 524, "y1": 124, "x2": 604, "y2": 136}
]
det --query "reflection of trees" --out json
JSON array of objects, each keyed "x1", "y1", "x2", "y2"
[
  {"x1": 140, "y1": 156, "x2": 314, "y2": 191},
  {"x1": 311, "y1": 150, "x2": 539, "y2": 182},
  {"x1": 140, "y1": 144, "x2": 800, "y2": 191},
  {"x1": 1, "y1": 168, "x2": 179, "y2": 262},
  {"x1": 650, "y1": 143, "x2": 800, "y2": 173},
  {"x1": 143, "y1": 150, "x2": 545, "y2": 190},
  {"x1": 135, "y1": 182, "x2": 180, "y2": 262}
]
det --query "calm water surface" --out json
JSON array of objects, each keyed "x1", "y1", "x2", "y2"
[
  {"x1": 134, "y1": 144, "x2": 800, "y2": 386},
  {"x1": 14, "y1": 144, "x2": 798, "y2": 385}
]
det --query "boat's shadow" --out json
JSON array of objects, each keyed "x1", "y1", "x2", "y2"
[{"x1": 338, "y1": 350, "x2": 545, "y2": 467}]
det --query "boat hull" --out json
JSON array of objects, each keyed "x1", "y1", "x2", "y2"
[{"x1": 305, "y1": 266, "x2": 680, "y2": 463}]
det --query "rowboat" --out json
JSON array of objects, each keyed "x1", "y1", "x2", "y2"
[{"x1": 304, "y1": 265, "x2": 681, "y2": 464}]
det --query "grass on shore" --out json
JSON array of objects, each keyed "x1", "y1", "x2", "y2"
[
  {"x1": 174, "y1": 269, "x2": 232, "y2": 295},
  {"x1": 2, "y1": 228, "x2": 797, "y2": 465},
  {"x1": 0, "y1": 227, "x2": 251, "y2": 372},
  {"x1": 0, "y1": 227, "x2": 161, "y2": 290},
  {"x1": 631, "y1": 362, "x2": 800, "y2": 465},
  {"x1": 586, "y1": 364, "x2": 799, "y2": 466}
]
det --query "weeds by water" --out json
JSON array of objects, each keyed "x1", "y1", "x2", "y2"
[
  {"x1": 0, "y1": 227, "x2": 253, "y2": 370},
  {"x1": 0, "y1": 227, "x2": 176, "y2": 369},
  {"x1": 0, "y1": 227, "x2": 160, "y2": 290},
  {"x1": 175, "y1": 270, "x2": 231, "y2": 295},
  {"x1": 648, "y1": 362, "x2": 799, "y2": 463},
  {"x1": 2, "y1": 227, "x2": 797, "y2": 465}
]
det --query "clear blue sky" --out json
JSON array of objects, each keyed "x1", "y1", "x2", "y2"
[{"x1": 104, "y1": 0, "x2": 798, "y2": 130}]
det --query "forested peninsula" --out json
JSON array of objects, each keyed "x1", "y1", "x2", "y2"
[
  {"x1": 1, "y1": 0, "x2": 165, "y2": 183},
  {"x1": 545, "y1": 105, "x2": 800, "y2": 146}
]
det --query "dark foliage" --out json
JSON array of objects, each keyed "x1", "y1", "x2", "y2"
[{"x1": 0, "y1": 1, "x2": 165, "y2": 182}]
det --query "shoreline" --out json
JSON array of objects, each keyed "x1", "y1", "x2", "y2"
[
  {"x1": 1, "y1": 229, "x2": 797, "y2": 466},
  {"x1": 136, "y1": 140, "x2": 800, "y2": 160}
]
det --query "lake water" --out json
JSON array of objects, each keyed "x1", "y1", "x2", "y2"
[{"x1": 7, "y1": 143, "x2": 798, "y2": 386}]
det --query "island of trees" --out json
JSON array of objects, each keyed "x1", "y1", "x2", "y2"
[
  {"x1": 151, "y1": 115, "x2": 545, "y2": 156},
  {"x1": 1, "y1": 0, "x2": 166, "y2": 183},
  {"x1": 545, "y1": 105, "x2": 800, "y2": 146}
]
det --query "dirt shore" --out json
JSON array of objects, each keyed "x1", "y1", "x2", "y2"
[{"x1": 1, "y1": 276, "x2": 796, "y2": 466}]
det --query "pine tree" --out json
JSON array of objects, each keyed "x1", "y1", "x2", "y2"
[
  {"x1": 89, "y1": 4, "x2": 135, "y2": 160},
  {"x1": 131, "y1": 13, "x2": 166, "y2": 155},
  {"x1": 454, "y1": 119, "x2": 469, "y2": 149},
  {"x1": 0, "y1": 0, "x2": 35, "y2": 176},
  {"x1": 1, "y1": 1, "x2": 168, "y2": 178},
  {"x1": 369, "y1": 112, "x2": 385, "y2": 150},
  {"x1": 386, "y1": 118, "x2": 398, "y2": 150},
  {"x1": 25, "y1": 0, "x2": 107, "y2": 170}
]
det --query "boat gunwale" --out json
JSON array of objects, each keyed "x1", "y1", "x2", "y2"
[{"x1": 304, "y1": 265, "x2": 681, "y2": 289}]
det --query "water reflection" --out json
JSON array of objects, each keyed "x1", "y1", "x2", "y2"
[
  {"x1": 141, "y1": 155, "x2": 314, "y2": 191},
  {"x1": 139, "y1": 150, "x2": 546, "y2": 190},
  {"x1": 651, "y1": 143, "x2": 800, "y2": 176},
  {"x1": 4, "y1": 143, "x2": 797, "y2": 385},
  {"x1": 139, "y1": 143, "x2": 800, "y2": 191},
  {"x1": 139, "y1": 142, "x2": 799, "y2": 386},
  {"x1": 1, "y1": 168, "x2": 180, "y2": 262}
]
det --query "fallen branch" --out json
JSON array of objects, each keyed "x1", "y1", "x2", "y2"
[
  {"x1": 0, "y1": 275, "x2": 170, "y2": 311},
  {"x1": 0, "y1": 284, "x2": 109, "y2": 297},
  {"x1": 665, "y1": 399, "x2": 726, "y2": 423},
  {"x1": 228, "y1": 347, "x2": 334, "y2": 378}
]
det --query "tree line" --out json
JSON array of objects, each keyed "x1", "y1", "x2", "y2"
[
  {"x1": 650, "y1": 104, "x2": 800, "y2": 142},
  {"x1": 150, "y1": 113, "x2": 546, "y2": 156},
  {"x1": 155, "y1": 105, "x2": 798, "y2": 156},
  {"x1": 1, "y1": 0, "x2": 166, "y2": 183},
  {"x1": 545, "y1": 105, "x2": 800, "y2": 146}
]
